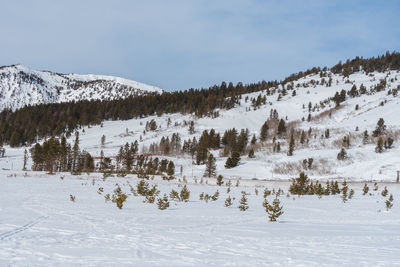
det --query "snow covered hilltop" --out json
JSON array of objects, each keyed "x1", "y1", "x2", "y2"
[{"x1": 0, "y1": 64, "x2": 163, "y2": 111}]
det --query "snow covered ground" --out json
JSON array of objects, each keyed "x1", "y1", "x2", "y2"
[{"x1": 0, "y1": 172, "x2": 399, "y2": 266}]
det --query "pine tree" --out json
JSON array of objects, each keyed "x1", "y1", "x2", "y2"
[
  {"x1": 362, "y1": 183, "x2": 369, "y2": 195},
  {"x1": 238, "y1": 192, "x2": 249, "y2": 211},
  {"x1": 216, "y1": 175, "x2": 223, "y2": 186},
  {"x1": 342, "y1": 181, "x2": 348, "y2": 203},
  {"x1": 167, "y1": 161, "x2": 175, "y2": 176},
  {"x1": 224, "y1": 196, "x2": 233, "y2": 207},
  {"x1": 385, "y1": 194, "x2": 393, "y2": 211},
  {"x1": 349, "y1": 189, "x2": 354, "y2": 199},
  {"x1": 300, "y1": 131, "x2": 306, "y2": 145},
  {"x1": 203, "y1": 153, "x2": 217, "y2": 177},
  {"x1": 362, "y1": 130, "x2": 369, "y2": 145},
  {"x1": 381, "y1": 186, "x2": 388, "y2": 197},
  {"x1": 248, "y1": 148, "x2": 255, "y2": 158},
  {"x1": 287, "y1": 132, "x2": 294, "y2": 156},
  {"x1": 337, "y1": 148, "x2": 347, "y2": 160},
  {"x1": 260, "y1": 122, "x2": 269, "y2": 142},
  {"x1": 277, "y1": 119, "x2": 286, "y2": 136},
  {"x1": 180, "y1": 185, "x2": 190, "y2": 202},
  {"x1": 263, "y1": 197, "x2": 284, "y2": 222},
  {"x1": 375, "y1": 137, "x2": 384, "y2": 153},
  {"x1": 157, "y1": 194, "x2": 170, "y2": 210},
  {"x1": 211, "y1": 190, "x2": 219, "y2": 201},
  {"x1": 372, "y1": 118, "x2": 386, "y2": 137},
  {"x1": 188, "y1": 121, "x2": 195, "y2": 134}
]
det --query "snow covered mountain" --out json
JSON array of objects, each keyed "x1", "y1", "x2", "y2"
[{"x1": 0, "y1": 64, "x2": 163, "y2": 111}]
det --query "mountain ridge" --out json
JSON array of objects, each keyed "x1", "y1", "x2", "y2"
[{"x1": 0, "y1": 64, "x2": 163, "y2": 111}]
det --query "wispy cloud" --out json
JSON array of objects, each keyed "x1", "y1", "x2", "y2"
[{"x1": 0, "y1": 0, "x2": 399, "y2": 91}]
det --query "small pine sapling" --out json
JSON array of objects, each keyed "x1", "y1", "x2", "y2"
[
  {"x1": 211, "y1": 190, "x2": 219, "y2": 201},
  {"x1": 362, "y1": 183, "x2": 369, "y2": 195},
  {"x1": 341, "y1": 181, "x2": 348, "y2": 203},
  {"x1": 157, "y1": 194, "x2": 170, "y2": 210},
  {"x1": 263, "y1": 197, "x2": 284, "y2": 222},
  {"x1": 224, "y1": 196, "x2": 233, "y2": 207},
  {"x1": 180, "y1": 185, "x2": 190, "y2": 202},
  {"x1": 238, "y1": 192, "x2": 249, "y2": 211},
  {"x1": 385, "y1": 194, "x2": 394, "y2": 211},
  {"x1": 381, "y1": 186, "x2": 388, "y2": 197}
]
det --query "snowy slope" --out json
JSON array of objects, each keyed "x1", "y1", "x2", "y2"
[
  {"x1": 0, "y1": 64, "x2": 163, "y2": 111},
  {"x1": 0, "y1": 172, "x2": 399, "y2": 266},
  {"x1": 1, "y1": 69, "x2": 400, "y2": 181}
]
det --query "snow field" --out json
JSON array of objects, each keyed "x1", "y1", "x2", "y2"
[{"x1": 0, "y1": 172, "x2": 399, "y2": 266}]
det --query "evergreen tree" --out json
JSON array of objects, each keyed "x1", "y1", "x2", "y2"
[
  {"x1": 287, "y1": 132, "x2": 294, "y2": 156},
  {"x1": 260, "y1": 121, "x2": 269, "y2": 142},
  {"x1": 203, "y1": 153, "x2": 217, "y2": 177},
  {"x1": 381, "y1": 186, "x2": 388, "y2": 197},
  {"x1": 386, "y1": 194, "x2": 394, "y2": 211},
  {"x1": 277, "y1": 119, "x2": 286, "y2": 136},
  {"x1": 375, "y1": 137, "x2": 384, "y2": 153},
  {"x1": 188, "y1": 121, "x2": 195, "y2": 134},
  {"x1": 248, "y1": 148, "x2": 255, "y2": 158},
  {"x1": 263, "y1": 197, "x2": 284, "y2": 222},
  {"x1": 238, "y1": 192, "x2": 249, "y2": 211},
  {"x1": 337, "y1": 148, "x2": 347, "y2": 160},
  {"x1": 373, "y1": 118, "x2": 386, "y2": 137},
  {"x1": 362, "y1": 130, "x2": 369, "y2": 145},
  {"x1": 157, "y1": 194, "x2": 170, "y2": 210},
  {"x1": 216, "y1": 175, "x2": 224, "y2": 186},
  {"x1": 167, "y1": 161, "x2": 175, "y2": 176},
  {"x1": 342, "y1": 181, "x2": 348, "y2": 203},
  {"x1": 224, "y1": 196, "x2": 233, "y2": 207},
  {"x1": 362, "y1": 183, "x2": 369, "y2": 195},
  {"x1": 180, "y1": 185, "x2": 190, "y2": 202}
]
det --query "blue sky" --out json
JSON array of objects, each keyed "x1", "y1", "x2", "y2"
[{"x1": 0, "y1": 0, "x2": 399, "y2": 91}]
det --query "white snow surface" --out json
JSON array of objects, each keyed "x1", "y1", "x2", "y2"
[
  {"x1": 0, "y1": 172, "x2": 399, "y2": 266},
  {"x1": 0, "y1": 64, "x2": 163, "y2": 111}
]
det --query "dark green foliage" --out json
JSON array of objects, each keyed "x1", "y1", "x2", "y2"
[
  {"x1": 248, "y1": 148, "x2": 255, "y2": 158},
  {"x1": 157, "y1": 194, "x2": 170, "y2": 210},
  {"x1": 363, "y1": 183, "x2": 369, "y2": 195},
  {"x1": 260, "y1": 121, "x2": 269, "y2": 142},
  {"x1": 203, "y1": 153, "x2": 217, "y2": 177},
  {"x1": 337, "y1": 148, "x2": 348, "y2": 160},
  {"x1": 238, "y1": 192, "x2": 249, "y2": 211},
  {"x1": 2, "y1": 52, "x2": 400, "y2": 147},
  {"x1": 287, "y1": 132, "x2": 294, "y2": 156},
  {"x1": 289, "y1": 172, "x2": 310, "y2": 195},
  {"x1": 277, "y1": 119, "x2": 286, "y2": 136},
  {"x1": 112, "y1": 185, "x2": 128, "y2": 209},
  {"x1": 180, "y1": 185, "x2": 190, "y2": 202},
  {"x1": 30, "y1": 135, "x2": 94, "y2": 174},
  {"x1": 216, "y1": 175, "x2": 224, "y2": 186},
  {"x1": 375, "y1": 137, "x2": 384, "y2": 153},
  {"x1": 373, "y1": 118, "x2": 386, "y2": 137},
  {"x1": 386, "y1": 194, "x2": 394, "y2": 211},
  {"x1": 263, "y1": 197, "x2": 284, "y2": 222},
  {"x1": 224, "y1": 196, "x2": 233, "y2": 207},
  {"x1": 381, "y1": 186, "x2": 388, "y2": 197},
  {"x1": 225, "y1": 151, "x2": 241, "y2": 169}
]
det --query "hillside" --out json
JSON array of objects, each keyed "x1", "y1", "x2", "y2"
[
  {"x1": 0, "y1": 64, "x2": 163, "y2": 111},
  {"x1": 1, "y1": 59, "x2": 400, "y2": 181}
]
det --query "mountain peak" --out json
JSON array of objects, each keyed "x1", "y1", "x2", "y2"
[{"x1": 0, "y1": 65, "x2": 163, "y2": 111}]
